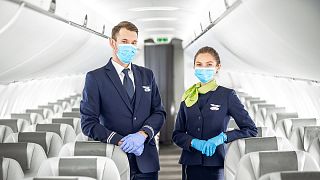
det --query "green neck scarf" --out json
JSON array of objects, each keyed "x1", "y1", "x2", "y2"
[{"x1": 182, "y1": 79, "x2": 218, "y2": 107}]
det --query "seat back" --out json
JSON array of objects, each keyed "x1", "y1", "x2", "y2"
[
  {"x1": 38, "y1": 105, "x2": 55, "y2": 119},
  {"x1": 234, "y1": 151, "x2": 319, "y2": 180},
  {"x1": 0, "y1": 157, "x2": 24, "y2": 180},
  {"x1": 253, "y1": 104, "x2": 276, "y2": 125},
  {"x1": 5, "y1": 132, "x2": 63, "y2": 157},
  {"x1": 0, "y1": 142, "x2": 47, "y2": 177},
  {"x1": 290, "y1": 126, "x2": 320, "y2": 151},
  {"x1": 256, "y1": 127, "x2": 277, "y2": 137},
  {"x1": 27, "y1": 124, "x2": 76, "y2": 144},
  {"x1": 275, "y1": 118, "x2": 319, "y2": 138},
  {"x1": 308, "y1": 137, "x2": 320, "y2": 166},
  {"x1": 33, "y1": 177, "x2": 96, "y2": 180},
  {"x1": 62, "y1": 112, "x2": 80, "y2": 118},
  {"x1": 269, "y1": 112, "x2": 298, "y2": 129},
  {"x1": 76, "y1": 133, "x2": 94, "y2": 141},
  {"x1": 50, "y1": 118, "x2": 81, "y2": 135},
  {"x1": 225, "y1": 137, "x2": 294, "y2": 180},
  {"x1": 11, "y1": 113, "x2": 43, "y2": 124},
  {"x1": 0, "y1": 119, "x2": 29, "y2": 132},
  {"x1": 259, "y1": 171, "x2": 320, "y2": 180},
  {"x1": 0, "y1": 125, "x2": 13, "y2": 142},
  {"x1": 262, "y1": 107, "x2": 286, "y2": 127},
  {"x1": 37, "y1": 157, "x2": 120, "y2": 180},
  {"x1": 59, "y1": 142, "x2": 129, "y2": 180}
]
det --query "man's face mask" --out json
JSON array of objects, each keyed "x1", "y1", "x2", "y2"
[
  {"x1": 116, "y1": 44, "x2": 137, "y2": 64},
  {"x1": 194, "y1": 67, "x2": 216, "y2": 83}
]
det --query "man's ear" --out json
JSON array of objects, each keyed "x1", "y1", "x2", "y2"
[{"x1": 109, "y1": 38, "x2": 117, "y2": 51}]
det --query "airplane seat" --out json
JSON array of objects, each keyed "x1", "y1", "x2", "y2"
[
  {"x1": 246, "y1": 100, "x2": 267, "y2": 118},
  {"x1": 244, "y1": 97, "x2": 260, "y2": 109},
  {"x1": 256, "y1": 127, "x2": 277, "y2": 137},
  {"x1": 4, "y1": 132, "x2": 63, "y2": 158},
  {"x1": 0, "y1": 157, "x2": 25, "y2": 180},
  {"x1": 62, "y1": 112, "x2": 81, "y2": 119},
  {"x1": 11, "y1": 113, "x2": 44, "y2": 125},
  {"x1": 234, "y1": 150, "x2": 320, "y2": 180},
  {"x1": 228, "y1": 118, "x2": 239, "y2": 129},
  {"x1": 0, "y1": 142, "x2": 47, "y2": 177},
  {"x1": 72, "y1": 108, "x2": 80, "y2": 112},
  {"x1": 267, "y1": 112, "x2": 298, "y2": 130},
  {"x1": 258, "y1": 171, "x2": 320, "y2": 180},
  {"x1": 26, "y1": 109, "x2": 46, "y2": 120},
  {"x1": 275, "y1": 118, "x2": 319, "y2": 139},
  {"x1": 37, "y1": 157, "x2": 120, "y2": 180},
  {"x1": 26, "y1": 124, "x2": 76, "y2": 144},
  {"x1": 76, "y1": 133, "x2": 95, "y2": 141},
  {"x1": 59, "y1": 141, "x2": 129, "y2": 180},
  {"x1": 30, "y1": 176, "x2": 97, "y2": 180},
  {"x1": 57, "y1": 100, "x2": 72, "y2": 112},
  {"x1": 225, "y1": 137, "x2": 294, "y2": 180},
  {"x1": 45, "y1": 117, "x2": 81, "y2": 135},
  {"x1": 308, "y1": 137, "x2": 320, "y2": 166},
  {"x1": 238, "y1": 94, "x2": 252, "y2": 104},
  {"x1": 0, "y1": 119, "x2": 30, "y2": 133},
  {"x1": 262, "y1": 107, "x2": 286, "y2": 128},
  {"x1": 253, "y1": 104, "x2": 276, "y2": 126},
  {"x1": 48, "y1": 103, "x2": 64, "y2": 117},
  {"x1": 0, "y1": 125, "x2": 14, "y2": 143},
  {"x1": 289, "y1": 126, "x2": 320, "y2": 151},
  {"x1": 38, "y1": 105, "x2": 55, "y2": 119}
]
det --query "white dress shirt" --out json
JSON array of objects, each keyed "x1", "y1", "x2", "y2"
[{"x1": 111, "y1": 59, "x2": 135, "y2": 91}]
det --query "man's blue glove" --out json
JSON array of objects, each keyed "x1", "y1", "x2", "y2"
[
  {"x1": 120, "y1": 132, "x2": 146, "y2": 153},
  {"x1": 191, "y1": 139, "x2": 206, "y2": 152},
  {"x1": 202, "y1": 132, "x2": 227, "y2": 157},
  {"x1": 132, "y1": 144, "x2": 144, "y2": 156}
]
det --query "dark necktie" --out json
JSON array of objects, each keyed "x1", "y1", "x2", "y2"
[{"x1": 122, "y1": 68, "x2": 134, "y2": 100}]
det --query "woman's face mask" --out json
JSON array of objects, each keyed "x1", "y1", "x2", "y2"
[
  {"x1": 194, "y1": 67, "x2": 216, "y2": 83},
  {"x1": 116, "y1": 44, "x2": 138, "y2": 64}
]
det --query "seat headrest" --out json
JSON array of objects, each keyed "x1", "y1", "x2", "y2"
[
  {"x1": 74, "y1": 142, "x2": 108, "y2": 156},
  {"x1": 59, "y1": 158, "x2": 97, "y2": 179},
  {"x1": 0, "y1": 157, "x2": 25, "y2": 180},
  {"x1": 280, "y1": 171, "x2": 320, "y2": 180},
  {"x1": 36, "y1": 124, "x2": 61, "y2": 137},
  {"x1": 0, "y1": 119, "x2": 19, "y2": 132},
  {"x1": 245, "y1": 137, "x2": 278, "y2": 154},
  {"x1": 303, "y1": 126, "x2": 320, "y2": 151},
  {"x1": 18, "y1": 132, "x2": 48, "y2": 154},
  {"x1": 52, "y1": 118, "x2": 74, "y2": 128},
  {"x1": 62, "y1": 112, "x2": 80, "y2": 118},
  {"x1": 259, "y1": 151, "x2": 298, "y2": 177},
  {"x1": 0, "y1": 142, "x2": 29, "y2": 171}
]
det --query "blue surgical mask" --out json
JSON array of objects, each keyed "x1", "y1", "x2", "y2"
[
  {"x1": 116, "y1": 44, "x2": 137, "y2": 64},
  {"x1": 194, "y1": 67, "x2": 216, "y2": 83}
]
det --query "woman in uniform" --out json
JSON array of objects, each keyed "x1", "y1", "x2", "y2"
[{"x1": 172, "y1": 46, "x2": 257, "y2": 180}]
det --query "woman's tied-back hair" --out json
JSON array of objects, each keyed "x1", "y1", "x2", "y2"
[{"x1": 194, "y1": 46, "x2": 221, "y2": 65}]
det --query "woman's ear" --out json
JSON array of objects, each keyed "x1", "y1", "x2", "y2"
[{"x1": 216, "y1": 64, "x2": 221, "y2": 73}]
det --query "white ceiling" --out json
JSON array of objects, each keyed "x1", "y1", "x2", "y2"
[{"x1": 78, "y1": 0, "x2": 228, "y2": 44}]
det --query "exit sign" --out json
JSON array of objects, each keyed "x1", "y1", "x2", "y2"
[{"x1": 156, "y1": 37, "x2": 169, "y2": 43}]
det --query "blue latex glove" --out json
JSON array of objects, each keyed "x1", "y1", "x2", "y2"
[
  {"x1": 120, "y1": 132, "x2": 146, "y2": 153},
  {"x1": 191, "y1": 139, "x2": 206, "y2": 152},
  {"x1": 132, "y1": 144, "x2": 144, "y2": 156},
  {"x1": 202, "y1": 132, "x2": 227, "y2": 156}
]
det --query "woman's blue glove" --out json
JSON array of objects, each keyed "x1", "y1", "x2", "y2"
[
  {"x1": 201, "y1": 132, "x2": 227, "y2": 156},
  {"x1": 120, "y1": 132, "x2": 146, "y2": 153},
  {"x1": 191, "y1": 139, "x2": 206, "y2": 152}
]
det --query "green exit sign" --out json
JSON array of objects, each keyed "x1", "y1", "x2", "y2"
[{"x1": 156, "y1": 37, "x2": 169, "y2": 43}]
